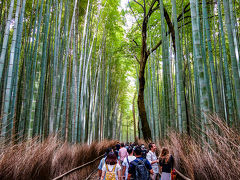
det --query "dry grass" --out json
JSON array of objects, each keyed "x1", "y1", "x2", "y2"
[
  {"x1": 0, "y1": 115, "x2": 239, "y2": 180},
  {"x1": 0, "y1": 137, "x2": 116, "y2": 180},
  {"x1": 157, "y1": 115, "x2": 240, "y2": 180}
]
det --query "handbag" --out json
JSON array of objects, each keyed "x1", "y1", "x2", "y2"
[{"x1": 171, "y1": 168, "x2": 177, "y2": 180}]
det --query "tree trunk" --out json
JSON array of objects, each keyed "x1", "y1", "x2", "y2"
[
  {"x1": 132, "y1": 91, "x2": 137, "y2": 141},
  {"x1": 138, "y1": 19, "x2": 152, "y2": 141}
]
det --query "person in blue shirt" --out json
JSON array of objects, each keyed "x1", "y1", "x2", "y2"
[{"x1": 128, "y1": 146, "x2": 153, "y2": 180}]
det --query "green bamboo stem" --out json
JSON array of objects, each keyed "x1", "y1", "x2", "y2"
[
  {"x1": 217, "y1": 0, "x2": 234, "y2": 124},
  {"x1": 202, "y1": 0, "x2": 220, "y2": 115},
  {"x1": 222, "y1": 0, "x2": 240, "y2": 121},
  {"x1": 1, "y1": 0, "x2": 21, "y2": 139},
  {"x1": 171, "y1": 0, "x2": 187, "y2": 132},
  {"x1": 0, "y1": 0, "x2": 15, "y2": 81},
  {"x1": 190, "y1": 0, "x2": 209, "y2": 132}
]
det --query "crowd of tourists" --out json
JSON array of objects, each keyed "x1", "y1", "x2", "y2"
[{"x1": 98, "y1": 142, "x2": 175, "y2": 180}]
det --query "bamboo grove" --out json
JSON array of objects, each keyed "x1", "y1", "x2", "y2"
[
  {"x1": 0, "y1": 0, "x2": 239, "y2": 144},
  {"x1": 0, "y1": 0, "x2": 132, "y2": 144},
  {"x1": 127, "y1": 0, "x2": 240, "y2": 141}
]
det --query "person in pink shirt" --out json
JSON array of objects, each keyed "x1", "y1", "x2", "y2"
[{"x1": 118, "y1": 143, "x2": 128, "y2": 165}]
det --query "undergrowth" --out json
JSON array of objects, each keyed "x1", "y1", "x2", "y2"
[
  {"x1": 0, "y1": 138, "x2": 116, "y2": 180},
  {"x1": 156, "y1": 115, "x2": 240, "y2": 180},
  {"x1": 0, "y1": 115, "x2": 239, "y2": 180}
]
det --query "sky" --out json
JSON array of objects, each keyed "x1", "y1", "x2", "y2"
[
  {"x1": 120, "y1": 0, "x2": 135, "y2": 31},
  {"x1": 120, "y1": 0, "x2": 128, "y2": 9}
]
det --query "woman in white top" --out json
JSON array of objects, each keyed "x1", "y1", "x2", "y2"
[
  {"x1": 101, "y1": 152, "x2": 122, "y2": 180},
  {"x1": 122, "y1": 147, "x2": 136, "y2": 180}
]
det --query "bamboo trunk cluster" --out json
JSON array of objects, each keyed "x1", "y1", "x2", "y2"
[
  {"x1": 0, "y1": 0, "x2": 239, "y2": 143},
  {"x1": 0, "y1": 0, "x2": 128, "y2": 143}
]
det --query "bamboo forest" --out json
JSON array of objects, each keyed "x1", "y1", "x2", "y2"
[{"x1": 0, "y1": 0, "x2": 239, "y2": 179}]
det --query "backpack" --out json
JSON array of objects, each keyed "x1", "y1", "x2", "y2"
[
  {"x1": 105, "y1": 164, "x2": 116, "y2": 180},
  {"x1": 132, "y1": 158, "x2": 150, "y2": 180}
]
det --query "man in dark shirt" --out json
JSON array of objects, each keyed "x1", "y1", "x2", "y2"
[
  {"x1": 128, "y1": 146, "x2": 153, "y2": 180},
  {"x1": 141, "y1": 144, "x2": 148, "y2": 158}
]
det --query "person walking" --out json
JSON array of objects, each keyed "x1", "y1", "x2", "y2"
[
  {"x1": 101, "y1": 152, "x2": 122, "y2": 180},
  {"x1": 127, "y1": 146, "x2": 153, "y2": 180},
  {"x1": 146, "y1": 143, "x2": 160, "y2": 180},
  {"x1": 122, "y1": 147, "x2": 136, "y2": 180},
  {"x1": 98, "y1": 148, "x2": 113, "y2": 180},
  {"x1": 159, "y1": 147, "x2": 174, "y2": 180},
  {"x1": 119, "y1": 143, "x2": 128, "y2": 165},
  {"x1": 140, "y1": 144, "x2": 148, "y2": 159},
  {"x1": 116, "y1": 142, "x2": 121, "y2": 150}
]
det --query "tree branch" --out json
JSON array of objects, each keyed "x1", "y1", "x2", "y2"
[
  {"x1": 151, "y1": 4, "x2": 160, "y2": 13},
  {"x1": 148, "y1": 3, "x2": 190, "y2": 55},
  {"x1": 149, "y1": 39, "x2": 163, "y2": 54},
  {"x1": 164, "y1": 7, "x2": 176, "y2": 51},
  {"x1": 145, "y1": 1, "x2": 190, "y2": 55},
  {"x1": 127, "y1": 47, "x2": 140, "y2": 64},
  {"x1": 133, "y1": 39, "x2": 139, "y2": 46},
  {"x1": 178, "y1": 15, "x2": 191, "y2": 22},
  {"x1": 134, "y1": 54, "x2": 140, "y2": 64},
  {"x1": 148, "y1": 14, "x2": 215, "y2": 55},
  {"x1": 143, "y1": 0, "x2": 146, "y2": 15},
  {"x1": 133, "y1": 0, "x2": 144, "y2": 10},
  {"x1": 128, "y1": 0, "x2": 142, "y2": 29},
  {"x1": 145, "y1": 0, "x2": 158, "y2": 21},
  {"x1": 177, "y1": 3, "x2": 190, "y2": 21}
]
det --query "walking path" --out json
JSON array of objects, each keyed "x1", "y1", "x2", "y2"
[
  {"x1": 88, "y1": 171, "x2": 98, "y2": 180},
  {"x1": 53, "y1": 142, "x2": 191, "y2": 180}
]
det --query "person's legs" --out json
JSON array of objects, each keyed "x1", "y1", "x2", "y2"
[
  {"x1": 120, "y1": 160, "x2": 123, "y2": 166},
  {"x1": 161, "y1": 172, "x2": 171, "y2": 180},
  {"x1": 156, "y1": 173, "x2": 160, "y2": 180},
  {"x1": 150, "y1": 173, "x2": 157, "y2": 180},
  {"x1": 151, "y1": 173, "x2": 161, "y2": 180}
]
